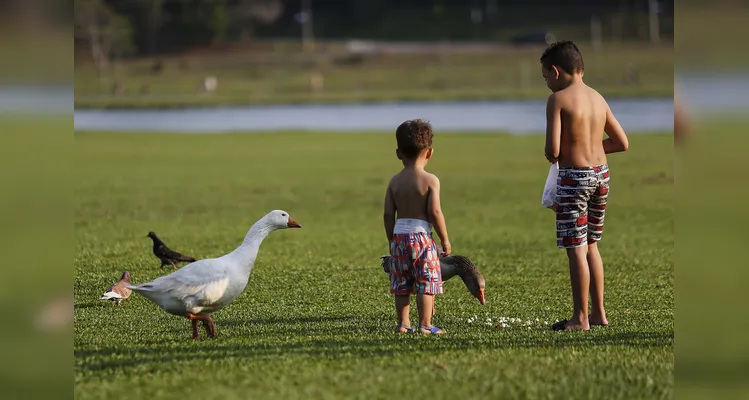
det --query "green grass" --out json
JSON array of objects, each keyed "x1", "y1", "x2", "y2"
[
  {"x1": 74, "y1": 43, "x2": 673, "y2": 109},
  {"x1": 74, "y1": 132, "x2": 673, "y2": 399}
]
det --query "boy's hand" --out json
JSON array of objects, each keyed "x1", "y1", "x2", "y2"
[{"x1": 440, "y1": 240, "x2": 451, "y2": 257}]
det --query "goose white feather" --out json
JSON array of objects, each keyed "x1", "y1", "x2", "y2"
[{"x1": 128, "y1": 210, "x2": 301, "y2": 318}]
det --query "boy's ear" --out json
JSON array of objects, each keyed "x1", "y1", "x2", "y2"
[
  {"x1": 552, "y1": 65, "x2": 561, "y2": 79},
  {"x1": 395, "y1": 149, "x2": 403, "y2": 160},
  {"x1": 425, "y1": 148, "x2": 434, "y2": 159}
]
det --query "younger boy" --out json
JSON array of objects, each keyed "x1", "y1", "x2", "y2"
[
  {"x1": 383, "y1": 119, "x2": 451, "y2": 335},
  {"x1": 540, "y1": 41, "x2": 629, "y2": 331}
]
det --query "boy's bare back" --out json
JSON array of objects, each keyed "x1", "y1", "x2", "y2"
[
  {"x1": 542, "y1": 41, "x2": 628, "y2": 167},
  {"x1": 549, "y1": 84, "x2": 610, "y2": 167},
  {"x1": 386, "y1": 168, "x2": 439, "y2": 222}
]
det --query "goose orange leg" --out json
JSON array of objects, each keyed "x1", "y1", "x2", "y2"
[
  {"x1": 191, "y1": 319, "x2": 200, "y2": 339},
  {"x1": 202, "y1": 317, "x2": 217, "y2": 337},
  {"x1": 185, "y1": 313, "x2": 217, "y2": 339}
]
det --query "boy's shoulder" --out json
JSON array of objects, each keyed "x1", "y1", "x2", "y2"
[
  {"x1": 387, "y1": 169, "x2": 439, "y2": 188},
  {"x1": 410, "y1": 167, "x2": 439, "y2": 182},
  {"x1": 549, "y1": 84, "x2": 606, "y2": 107},
  {"x1": 424, "y1": 170, "x2": 439, "y2": 182}
]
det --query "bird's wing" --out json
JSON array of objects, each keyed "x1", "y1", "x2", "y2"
[
  {"x1": 111, "y1": 280, "x2": 131, "y2": 297},
  {"x1": 129, "y1": 259, "x2": 230, "y2": 305},
  {"x1": 101, "y1": 281, "x2": 122, "y2": 300},
  {"x1": 158, "y1": 244, "x2": 194, "y2": 261},
  {"x1": 157, "y1": 244, "x2": 180, "y2": 258}
]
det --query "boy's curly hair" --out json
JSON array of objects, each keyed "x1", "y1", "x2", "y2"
[{"x1": 395, "y1": 119, "x2": 433, "y2": 159}]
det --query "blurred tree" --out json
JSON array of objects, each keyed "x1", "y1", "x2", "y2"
[
  {"x1": 74, "y1": 0, "x2": 134, "y2": 73},
  {"x1": 80, "y1": 0, "x2": 672, "y2": 55},
  {"x1": 209, "y1": 0, "x2": 230, "y2": 44},
  {"x1": 145, "y1": 0, "x2": 167, "y2": 55},
  {"x1": 230, "y1": 0, "x2": 284, "y2": 42}
]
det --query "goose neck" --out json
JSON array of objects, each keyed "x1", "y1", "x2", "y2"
[{"x1": 230, "y1": 222, "x2": 273, "y2": 267}]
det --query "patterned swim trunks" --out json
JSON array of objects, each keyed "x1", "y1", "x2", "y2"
[
  {"x1": 389, "y1": 232, "x2": 443, "y2": 295},
  {"x1": 554, "y1": 165, "x2": 610, "y2": 248}
]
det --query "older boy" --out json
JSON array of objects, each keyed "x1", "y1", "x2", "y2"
[
  {"x1": 383, "y1": 119, "x2": 451, "y2": 335},
  {"x1": 540, "y1": 41, "x2": 629, "y2": 331}
]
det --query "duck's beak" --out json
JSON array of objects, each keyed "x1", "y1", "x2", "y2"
[
  {"x1": 476, "y1": 288, "x2": 485, "y2": 305},
  {"x1": 287, "y1": 217, "x2": 302, "y2": 228}
]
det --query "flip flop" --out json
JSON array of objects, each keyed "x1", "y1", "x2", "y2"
[
  {"x1": 551, "y1": 319, "x2": 569, "y2": 331},
  {"x1": 396, "y1": 324, "x2": 414, "y2": 333},
  {"x1": 418, "y1": 324, "x2": 445, "y2": 335},
  {"x1": 551, "y1": 319, "x2": 593, "y2": 331}
]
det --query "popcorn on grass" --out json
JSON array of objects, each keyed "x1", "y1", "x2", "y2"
[{"x1": 466, "y1": 314, "x2": 553, "y2": 329}]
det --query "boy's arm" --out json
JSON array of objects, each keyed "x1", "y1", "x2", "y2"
[
  {"x1": 427, "y1": 175, "x2": 451, "y2": 256},
  {"x1": 383, "y1": 182, "x2": 396, "y2": 242},
  {"x1": 603, "y1": 103, "x2": 629, "y2": 153},
  {"x1": 545, "y1": 93, "x2": 561, "y2": 163}
]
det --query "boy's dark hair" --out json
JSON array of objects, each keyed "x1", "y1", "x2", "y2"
[
  {"x1": 395, "y1": 119, "x2": 433, "y2": 159},
  {"x1": 540, "y1": 40, "x2": 584, "y2": 75}
]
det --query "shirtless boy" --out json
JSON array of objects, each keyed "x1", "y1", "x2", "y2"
[
  {"x1": 540, "y1": 41, "x2": 629, "y2": 331},
  {"x1": 383, "y1": 119, "x2": 450, "y2": 335}
]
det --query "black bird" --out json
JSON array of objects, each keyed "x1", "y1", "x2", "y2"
[{"x1": 147, "y1": 232, "x2": 197, "y2": 269}]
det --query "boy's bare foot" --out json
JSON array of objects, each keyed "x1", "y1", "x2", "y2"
[
  {"x1": 589, "y1": 312, "x2": 608, "y2": 326},
  {"x1": 418, "y1": 325, "x2": 445, "y2": 335},
  {"x1": 396, "y1": 324, "x2": 414, "y2": 333},
  {"x1": 551, "y1": 318, "x2": 590, "y2": 331}
]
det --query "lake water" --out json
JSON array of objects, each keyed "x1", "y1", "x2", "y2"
[
  {"x1": 72, "y1": 98, "x2": 674, "y2": 134},
  {"x1": 0, "y1": 86, "x2": 71, "y2": 115},
  {"x1": 12, "y1": 73, "x2": 749, "y2": 133}
]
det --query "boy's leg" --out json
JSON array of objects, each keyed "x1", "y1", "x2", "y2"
[
  {"x1": 565, "y1": 246, "x2": 591, "y2": 330},
  {"x1": 415, "y1": 234, "x2": 444, "y2": 334},
  {"x1": 587, "y1": 242, "x2": 608, "y2": 325},
  {"x1": 389, "y1": 234, "x2": 414, "y2": 332},
  {"x1": 587, "y1": 166, "x2": 610, "y2": 326},
  {"x1": 555, "y1": 168, "x2": 596, "y2": 331},
  {"x1": 416, "y1": 294, "x2": 443, "y2": 333},
  {"x1": 395, "y1": 295, "x2": 411, "y2": 332}
]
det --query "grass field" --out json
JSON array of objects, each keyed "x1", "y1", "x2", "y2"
[
  {"x1": 74, "y1": 43, "x2": 673, "y2": 109},
  {"x1": 74, "y1": 132, "x2": 673, "y2": 399}
]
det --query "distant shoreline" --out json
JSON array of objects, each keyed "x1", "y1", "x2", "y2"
[{"x1": 74, "y1": 89, "x2": 673, "y2": 111}]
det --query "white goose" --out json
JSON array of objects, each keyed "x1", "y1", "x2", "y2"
[{"x1": 128, "y1": 210, "x2": 301, "y2": 339}]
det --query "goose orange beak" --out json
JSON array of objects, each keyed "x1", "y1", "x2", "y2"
[
  {"x1": 477, "y1": 288, "x2": 485, "y2": 305},
  {"x1": 287, "y1": 217, "x2": 302, "y2": 228}
]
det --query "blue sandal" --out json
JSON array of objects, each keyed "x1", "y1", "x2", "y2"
[
  {"x1": 419, "y1": 324, "x2": 445, "y2": 335},
  {"x1": 396, "y1": 324, "x2": 414, "y2": 333}
]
